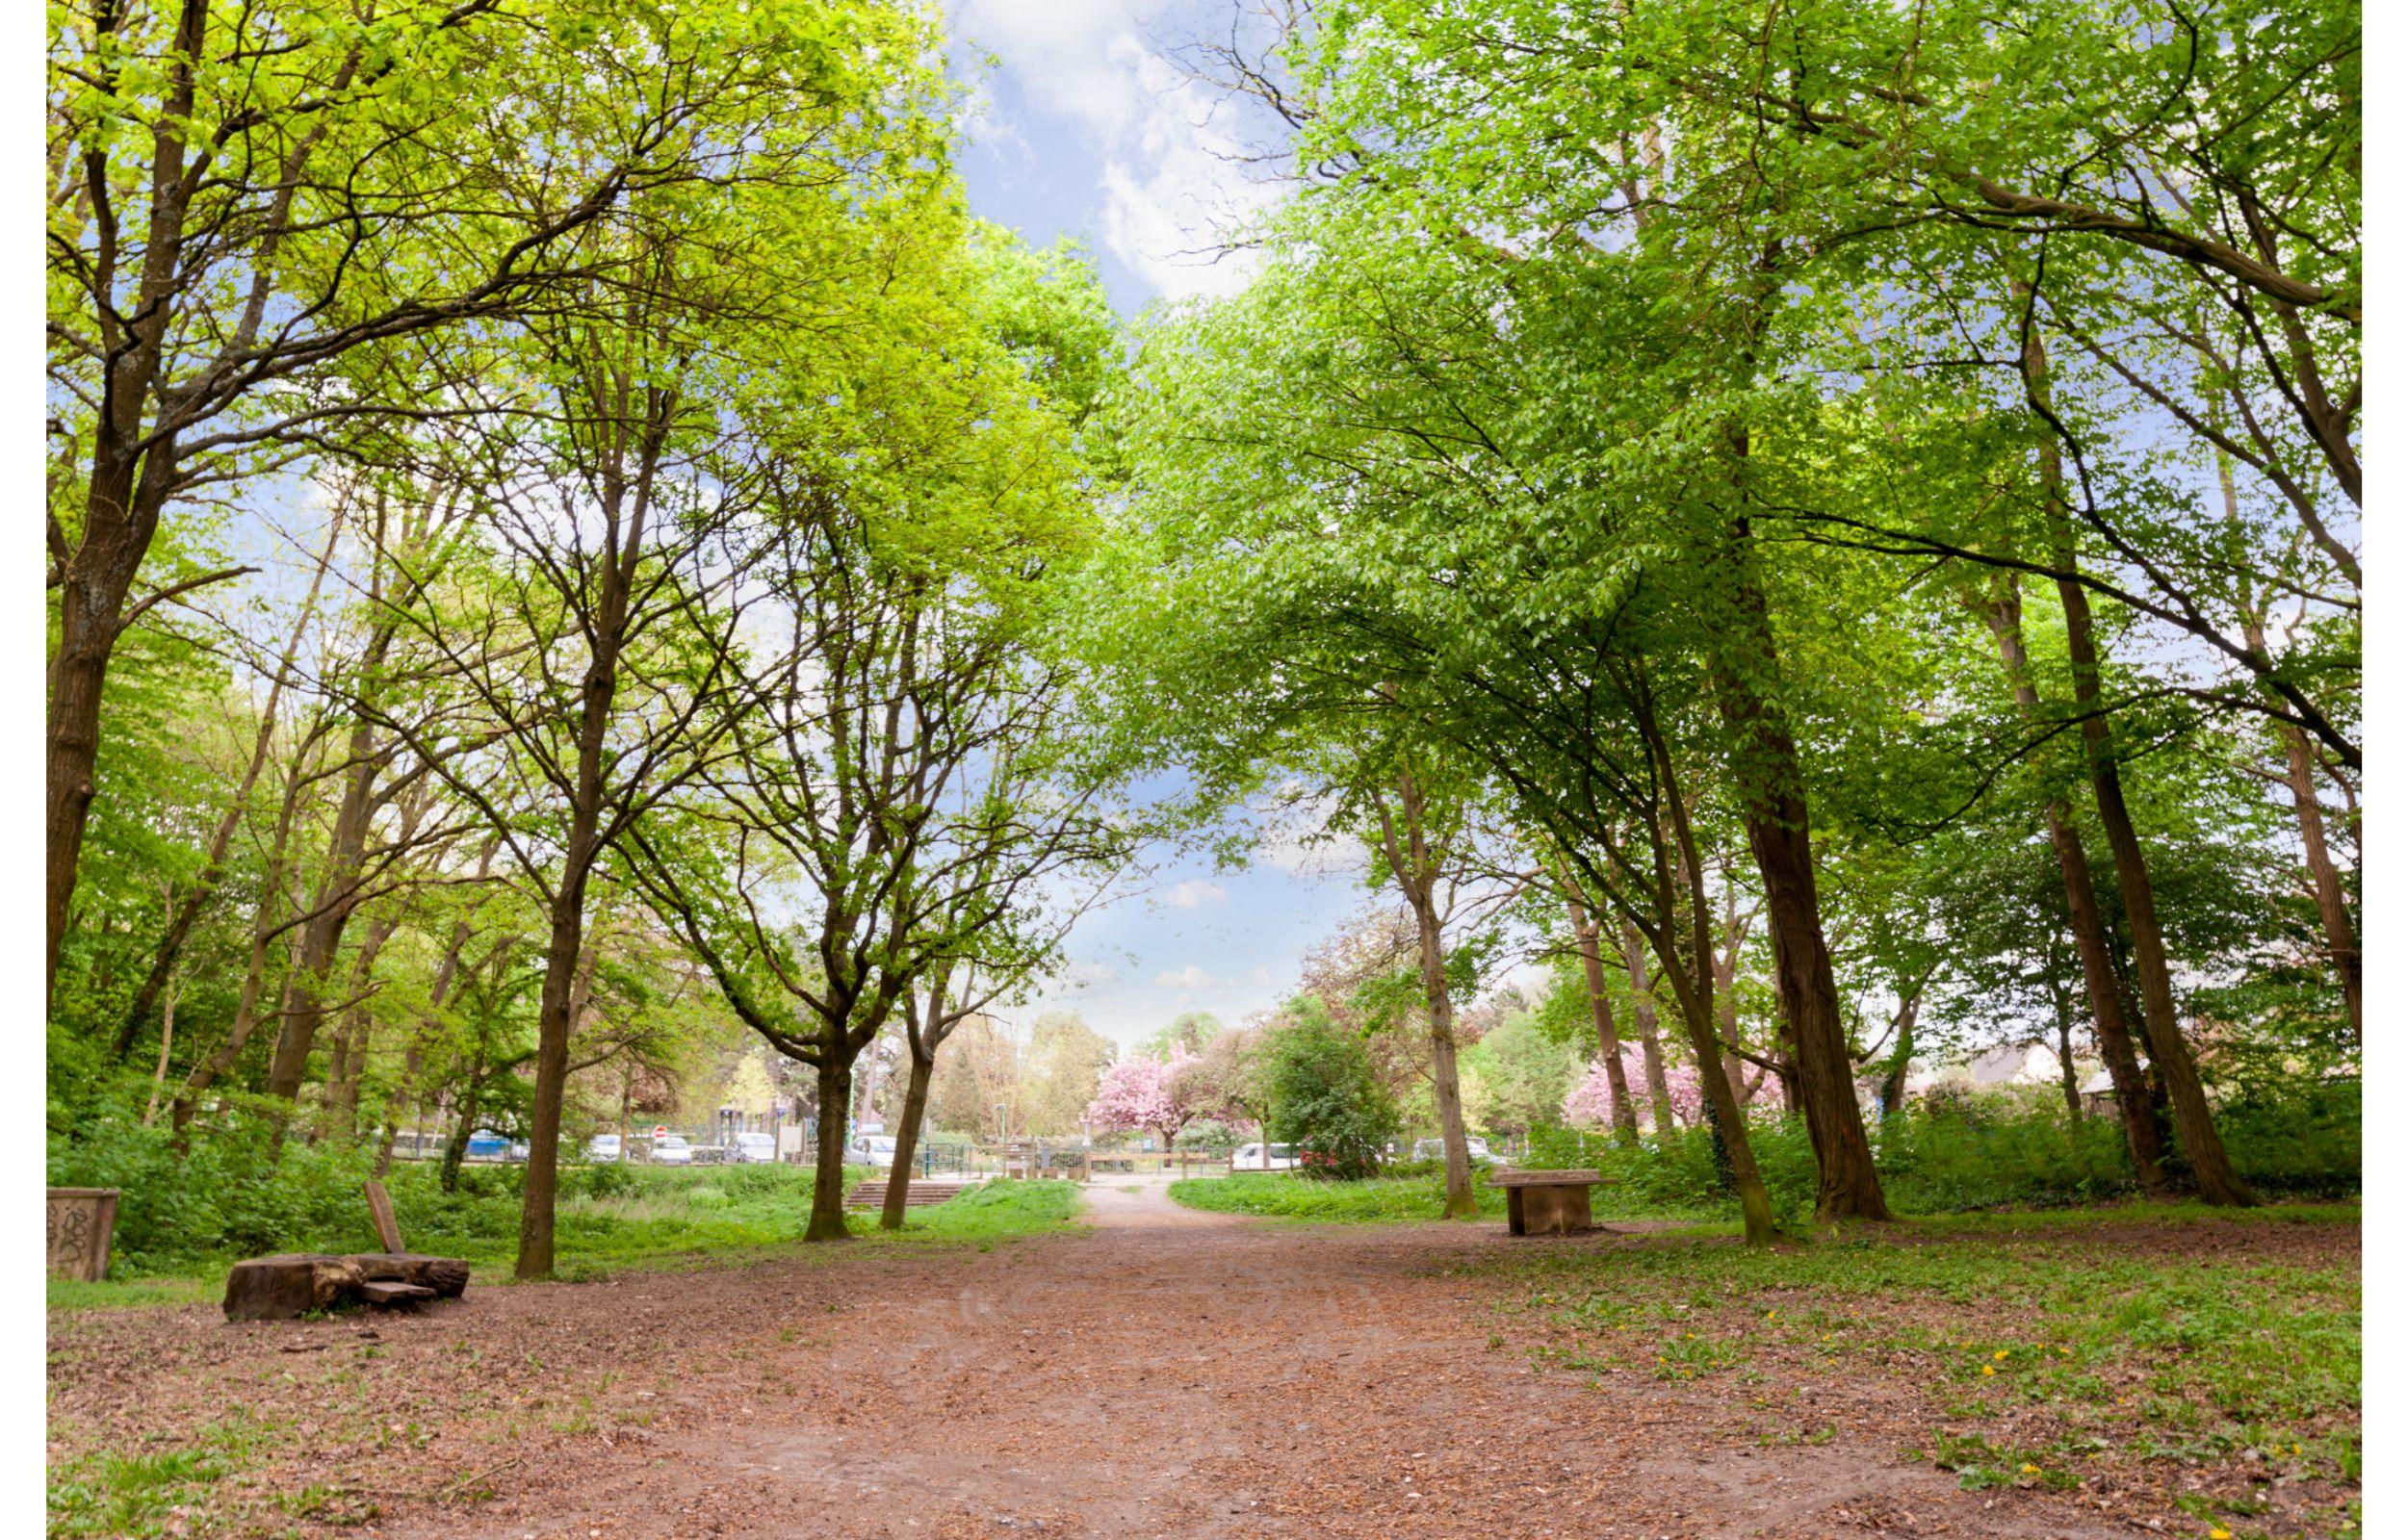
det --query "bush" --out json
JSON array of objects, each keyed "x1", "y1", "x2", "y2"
[
  {"x1": 1263, "y1": 1002, "x2": 1398, "y2": 1180},
  {"x1": 2216, "y1": 1078, "x2": 2360, "y2": 1197},
  {"x1": 1523, "y1": 1082, "x2": 2360, "y2": 1221}
]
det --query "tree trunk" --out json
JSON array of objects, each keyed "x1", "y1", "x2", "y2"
[
  {"x1": 49, "y1": 423, "x2": 180, "y2": 1003},
  {"x1": 1618, "y1": 918, "x2": 1678, "y2": 1133},
  {"x1": 1971, "y1": 573, "x2": 2170, "y2": 1192},
  {"x1": 1643, "y1": 745, "x2": 1776, "y2": 1246},
  {"x1": 805, "y1": 1057, "x2": 854, "y2": 1242},
  {"x1": 318, "y1": 914, "x2": 398, "y2": 1141},
  {"x1": 1876, "y1": 993, "x2": 1917, "y2": 1117},
  {"x1": 1371, "y1": 767, "x2": 1476, "y2": 1218},
  {"x1": 439, "y1": 1092, "x2": 476, "y2": 1194},
  {"x1": 168, "y1": 743, "x2": 312, "y2": 1138},
  {"x1": 2047, "y1": 958, "x2": 2084, "y2": 1123},
  {"x1": 881, "y1": 1053, "x2": 937, "y2": 1233},
  {"x1": 516, "y1": 883, "x2": 588, "y2": 1276},
  {"x1": 1707, "y1": 513, "x2": 1889, "y2": 1221},
  {"x1": 1725, "y1": 783, "x2": 1890, "y2": 1220},
  {"x1": 1413, "y1": 898, "x2": 1477, "y2": 1217},
  {"x1": 2236, "y1": 607, "x2": 2361, "y2": 1040},
  {"x1": 141, "y1": 976, "x2": 178, "y2": 1127},
  {"x1": 264, "y1": 719, "x2": 385, "y2": 1104},
  {"x1": 2033, "y1": 398, "x2": 2254, "y2": 1206},
  {"x1": 1565, "y1": 895, "x2": 1638, "y2": 1143}
]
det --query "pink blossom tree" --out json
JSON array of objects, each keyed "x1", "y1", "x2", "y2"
[
  {"x1": 1564, "y1": 1053, "x2": 1703, "y2": 1132},
  {"x1": 1086, "y1": 1047, "x2": 1202, "y2": 1148}
]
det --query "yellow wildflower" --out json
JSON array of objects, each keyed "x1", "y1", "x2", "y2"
[
  {"x1": 1993, "y1": 1349, "x2": 2010, "y2": 1361},
  {"x1": 2020, "y1": 1464, "x2": 2039, "y2": 1475},
  {"x1": 1981, "y1": 1365, "x2": 1996, "y2": 1376}
]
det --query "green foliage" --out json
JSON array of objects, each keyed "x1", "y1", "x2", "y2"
[
  {"x1": 1522, "y1": 1085, "x2": 2360, "y2": 1221},
  {"x1": 1170, "y1": 1171, "x2": 1507, "y2": 1223},
  {"x1": 1460, "y1": 1008, "x2": 1579, "y2": 1137},
  {"x1": 46, "y1": 1104, "x2": 1088, "y2": 1282},
  {"x1": 1261, "y1": 999, "x2": 1400, "y2": 1179}
]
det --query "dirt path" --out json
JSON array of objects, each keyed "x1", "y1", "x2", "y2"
[
  {"x1": 1073, "y1": 1170, "x2": 1248, "y2": 1228},
  {"x1": 49, "y1": 1197, "x2": 2206, "y2": 1539}
]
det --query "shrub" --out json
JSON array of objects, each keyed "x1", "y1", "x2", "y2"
[
  {"x1": 1523, "y1": 1082, "x2": 2359, "y2": 1221},
  {"x1": 1262, "y1": 1001, "x2": 1398, "y2": 1180}
]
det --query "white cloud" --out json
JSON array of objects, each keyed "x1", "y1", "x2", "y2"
[
  {"x1": 1162, "y1": 879, "x2": 1227, "y2": 909},
  {"x1": 1152, "y1": 964, "x2": 1217, "y2": 990},
  {"x1": 952, "y1": 0, "x2": 1279, "y2": 298},
  {"x1": 1254, "y1": 792, "x2": 1365, "y2": 880},
  {"x1": 1062, "y1": 959, "x2": 1118, "y2": 987}
]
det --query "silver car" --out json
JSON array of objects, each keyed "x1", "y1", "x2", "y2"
[{"x1": 1412, "y1": 1137, "x2": 1497, "y2": 1165}]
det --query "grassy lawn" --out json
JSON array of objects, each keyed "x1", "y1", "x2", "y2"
[
  {"x1": 46, "y1": 1172, "x2": 1081, "y2": 1314},
  {"x1": 1464, "y1": 1203, "x2": 2360, "y2": 1538},
  {"x1": 1169, "y1": 1169, "x2": 1511, "y2": 1221}
]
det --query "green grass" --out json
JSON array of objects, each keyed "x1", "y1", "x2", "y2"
[
  {"x1": 1468, "y1": 1204, "x2": 2360, "y2": 1530},
  {"x1": 1169, "y1": 1170, "x2": 1511, "y2": 1222},
  {"x1": 46, "y1": 1172, "x2": 1083, "y2": 1311},
  {"x1": 47, "y1": 1413, "x2": 272, "y2": 1538}
]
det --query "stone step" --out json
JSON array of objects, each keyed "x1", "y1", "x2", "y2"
[{"x1": 358, "y1": 1280, "x2": 437, "y2": 1305}]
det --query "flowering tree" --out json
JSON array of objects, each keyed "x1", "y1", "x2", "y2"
[
  {"x1": 1565, "y1": 1054, "x2": 1702, "y2": 1132},
  {"x1": 1172, "y1": 1026, "x2": 1269, "y2": 1141},
  {"x1": 1085, "y1": 1048, "x2": 1202, "y2": 1147}
]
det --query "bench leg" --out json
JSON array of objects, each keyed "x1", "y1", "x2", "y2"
[
  {"x1": 1561, "y1": 1183, "x2": 1592, "y2": 1233},
  {"x1": 1506, "y1": 1186, "x2": 1526, "y2": 1237},
  {"x1": 1520, "y1": 1185, "x2": 1594, "y2": 1236}
]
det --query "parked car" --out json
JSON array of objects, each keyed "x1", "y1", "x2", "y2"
[
  {"x1": 650, "y1": 1134, "x2": 695, "y2": 1166},
  {"x1": 464, "y1": 1128, "x2": 510, "y2": 1161},
  {"x1": 847, "y1": 1134, "x2": 896, "y2": 1168},
  {"x1": 1231, "y1": 1142, "x2": 1300, "y2": 1171},
  {"x1": 733, "y1": 1131, "x2": 776, "y2": 1165},
  {"x1": 1411, "y1": 1136, "x2": 1500, "y2": 1166},
  {"x1": 585, "y1": 1133, "x2": 624, "y2": 1163}
]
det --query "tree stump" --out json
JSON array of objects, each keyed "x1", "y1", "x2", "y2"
[
  {"x1": 223, "y1": 1255, "x2": 368, "y2": 1322},
  {"x1": 222, "y1": 1252, "x2": 470, "y2": 1322}
]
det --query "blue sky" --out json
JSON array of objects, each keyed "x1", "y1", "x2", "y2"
[{"x1": 938, "y1": 3, "x2": 1394, "y2": 1047}]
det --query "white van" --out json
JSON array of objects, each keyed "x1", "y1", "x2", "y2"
[
  {"x1": 1231, "y1": 1142, "x2": 1299, "y2": 1171},
  {"x1": 847, "y1": 1133, "x2": 897, "y2": 1169},
  {"x1": 733, "y1": 1131, "x2": 776, "y2": 1165}
]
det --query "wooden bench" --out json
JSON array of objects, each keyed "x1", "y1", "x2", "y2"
[
  {"x1": 1490, "y1": 1168, "x2": 1617, "y2": 1237},
  {"x1": 845, "y1": 1178, "x2": 972, "y2": 1210}
]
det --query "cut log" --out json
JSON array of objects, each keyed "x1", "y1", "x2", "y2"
[
  {"x1": 223, "y1": 1254, "x2": 367, "y2": 1322},
  {"x1": 223, "y1": 1251, "x2": 470, "y2": 1321},
  {"x1": 359, "y1": 1281, "x2": 437, "y2": 1305},
  {"x1": 350, "y1": 1252, "x2": 471, "y2": 1298}
]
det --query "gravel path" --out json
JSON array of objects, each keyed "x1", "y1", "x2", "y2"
[{"x1": 48, "y1": 1191, "x2": 2254, "y2": 1540}]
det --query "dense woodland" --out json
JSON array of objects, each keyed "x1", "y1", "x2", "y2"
[{"x1": 48, "y1": 0, "x2": 2357, "y2": 1273}]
